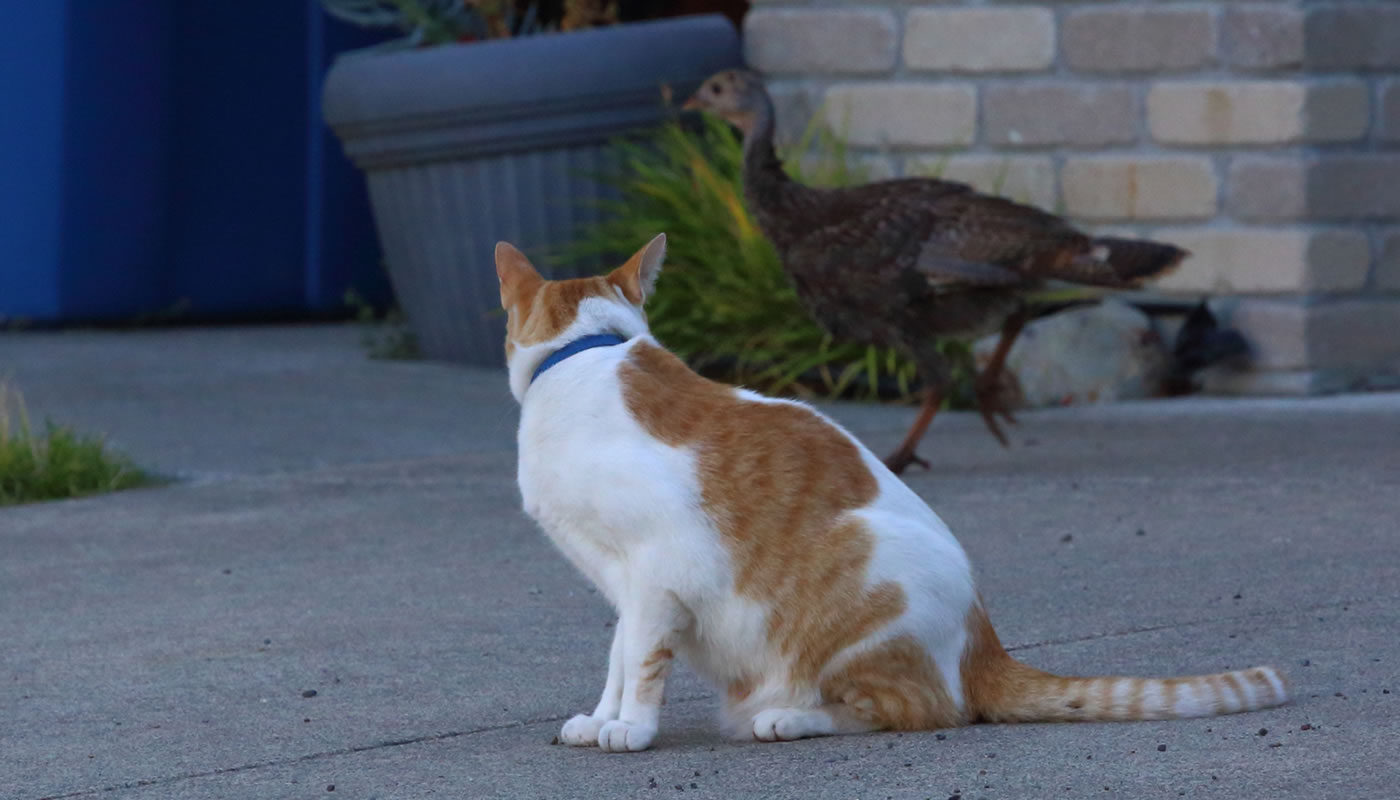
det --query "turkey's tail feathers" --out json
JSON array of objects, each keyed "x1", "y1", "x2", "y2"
[{"x1": 1082, "y1": 237, "x2": 1189, "y2": 287}]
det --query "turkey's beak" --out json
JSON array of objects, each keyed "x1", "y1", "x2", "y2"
[{"x1": 681, "y1": 94, "x2": 704, "y2": 111}]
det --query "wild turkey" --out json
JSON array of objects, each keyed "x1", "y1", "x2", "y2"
[{"x1": 684, "y1": 70, "x2": 1188, "y2": 474}]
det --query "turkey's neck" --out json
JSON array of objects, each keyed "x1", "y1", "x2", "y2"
[{"x1": 740, "y1": 95, "x2": 808, "y2": 251}]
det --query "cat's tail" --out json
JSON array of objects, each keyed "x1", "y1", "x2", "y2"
[{"x1": 961, "y1": 606, "x2": 1289, "y2": 723}]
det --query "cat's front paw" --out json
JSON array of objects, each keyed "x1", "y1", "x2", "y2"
[
  {"x1": 597, "y1": 719, "x2": 657, "y2": 753},
  {"x1": 560, "y1": 713, "x2": 608, "y2": 747}
]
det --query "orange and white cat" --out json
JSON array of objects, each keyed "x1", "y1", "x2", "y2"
[{"x1": 496, "y1": 234, "x2": 1288, "y2": 753}]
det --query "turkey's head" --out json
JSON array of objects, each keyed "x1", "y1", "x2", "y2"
[{"x1": 683, "y1": 70, "x2": 769, "y2": 135}]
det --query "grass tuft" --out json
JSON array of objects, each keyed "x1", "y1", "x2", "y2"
[
  {"x1": 561, "y1": 113, "x2": 973, "y2": 403},
  {"x1": 345, "y1": 289, "x2": 422, "y2": 360},
  {"x1": 0, "y1": 384, "x2": 158, "y2": 507}
]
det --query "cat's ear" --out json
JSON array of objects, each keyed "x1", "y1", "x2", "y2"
[
  {"x1": 495, "y1": 241, "x2": 543, "y2": 309},
  {"x1": 608, "y1": 233, "x2": 666, "y2": 305}
]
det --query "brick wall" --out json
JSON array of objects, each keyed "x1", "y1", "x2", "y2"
[{"x1": 745, "y1": 1, "x2": 1400, "y2": 395}]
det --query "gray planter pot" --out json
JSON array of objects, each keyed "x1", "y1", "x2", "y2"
[{"x1": 322, "y1": 15, "x2": 741, "y2": 365}]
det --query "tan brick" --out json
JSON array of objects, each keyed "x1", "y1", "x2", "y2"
[
  {"x1": 823, "y1": 83, "x2": 976, "y2": 148},
  {"x1": 1063, "y1": 6, "x2": 1215, "y2": 73},
  {"x1": 1305, "y1": 5, "x2": 1400, "y2": 71},
  {"x1": 1308, "y1": 299, "x2": 1400, "y2": 371},
  {"x1": 1217, "y1": 297, "x2": 1400, "y2": 375},
  {"x1": 1148, "y1": 81, "x2": 1369, "y2": 145},
  {"x1": 744, "y1": 9, "x2": 897, "y2": 75},
  {"x1": 1226, "y1": 157, "x2": 1306, "y2": 222},
  {"x1": 767, "y1": 82, "x2": 818, "y2": 148},
  {"x1": 1381, "y1": 81, "x2": 1400, "y2": 143},
  {"x1": 1150, "y1": 228, "x2": 1371, "y2": 294},
  {"x1": 904, "y1": 8, "x2": 1055, "y2": 73},
  {"x1": 1061, "y1": 156, "x2": 1218, "y2": 222},
  {"x1": 1225, "y1": 5, "x2": 1303, "y2": 70},
  {"x1": 1226, "y1": 299, "x2": 1309, "y2": 371},
  {"x1": 1307, "y1": 155, "x2": 1400, "y2": 221},
  {"x1": 907, "y1": 155, "x2": 1057, "y2": 210},
  {"x1": 791, "y1": 152, "x2": 896, "y2": 185},
  {"x1": 1303, "y1": 82, "x2": 1372, "y2": 143},
  {"x1": 984, "y1": 84, "x2": 1136, "y2": 147},
  {"x1": 1378, "y1": 229, "x2": 1400, "y2": 292},
  {"x1": 1307, "y1": 230, "x2": 1375, "y2": 293}
]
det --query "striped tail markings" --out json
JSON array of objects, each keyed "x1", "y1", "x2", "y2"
[{"x1": 961, "y1": 605, "x2": 1289, "y2": 724}]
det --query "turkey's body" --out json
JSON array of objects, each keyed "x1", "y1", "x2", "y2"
[{"x1": 702, "y1": 70, "x2": 1189, "y2": 472}]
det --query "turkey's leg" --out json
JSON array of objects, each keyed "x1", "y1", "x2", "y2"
[
  {"x1": 883, "y1": 387, "x2": 941, "y2": 475},
  {"x1": 974, "y1": 308, "x2": 1031, "y2": 447}
]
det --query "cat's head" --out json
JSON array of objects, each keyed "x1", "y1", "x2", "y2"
[{"x1": 494, "y1": 234, "x2": 666, "y2": 401}]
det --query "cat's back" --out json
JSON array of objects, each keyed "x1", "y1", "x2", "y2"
[
  {"x1": 616, "y1": 342, "x2": 955, "y2": 549},
  {"x1": 520, "y1": 337, "x2": 958, "y2": 553}
]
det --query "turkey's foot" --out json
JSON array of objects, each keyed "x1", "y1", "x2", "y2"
[
  {"x1": 974, "y1": 372, "x2": 1019, "y2": 448},
  {"x1": 883, "y1": 445, "x2": 930, "y2": 475},
  {"x1": 884, "y1": 387, "x2": 942, "y2": 474}
]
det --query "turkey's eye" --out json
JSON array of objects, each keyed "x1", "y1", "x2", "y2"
[{"x1": 710, "y1": 84, "x2": 721, "y2": 95}]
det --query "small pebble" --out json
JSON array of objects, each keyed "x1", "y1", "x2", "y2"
[
  {"x1": 326, "y1": 786, "x2": 334, "y2": 793},
  {"x1": 1300, "y1": 724, "x2": 1312, "y2": 731},
  {"x1": 221, "y1": 568, "x2": 232, "y2": 575},
  {"x1": 1269, "y1": 743, "x2": 1282, "y2": 748},
  {"x1": 690, "y1": 784, "x2": 697, "y2": 790},
  {"x1": 1061, "y1": 534, "x2": 1073, "y2": 543},
  {"x1": 1232, "y1": 593, "x2": 1242, "y2": 600},
  {"x1": 550, "y1": 735, "x2": 559, "y2": 745},
  {"x1": 1257, "y1": 728, "x2": 1268, "y2": 737},
  {"x1": 1300, "y1": 659, "x2": 1311, "y2": 667},
  {"x1": 302, "y1": 690, "x2": 318, "y2": 698},
  {"x1": 1157, "y1": 744, "x2": 1167, "y2": 752},
  {"x1": 936, "y1": 733, "x2": 947, "y2": 741},
  {"x1": 1136, "y1": 528, "x2": 1146, "y2": 537}
]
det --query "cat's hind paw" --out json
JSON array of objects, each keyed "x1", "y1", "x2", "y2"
[
  {"x1": 597, "y1": 719, "x2": 657, "y2": 752},
  {"x1": 752, "y1": 708, "x2": 835, "y2": 742},
  {"x1": 560, "y1": 713, "x2": 608, "y2": 747}
]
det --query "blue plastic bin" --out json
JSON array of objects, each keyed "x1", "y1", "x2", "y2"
[{"x1": 0, "y1": 1, "x2": 390, "y2": 325}]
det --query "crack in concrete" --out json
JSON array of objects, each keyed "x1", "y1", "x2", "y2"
[
  {"x1": 36, "y1": 695, "x2": 718, "y2": 800},
  {"x1": 1004, "y1": 597, "x2": 1377, "y2": 654},
  {"x1": 37, "y1": 598, "x2": 1374, "y2": 798}
]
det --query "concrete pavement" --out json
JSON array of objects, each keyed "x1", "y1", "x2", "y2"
[{"x1": 2, "y1": 325, "x2": 1397, "y2": 800}]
